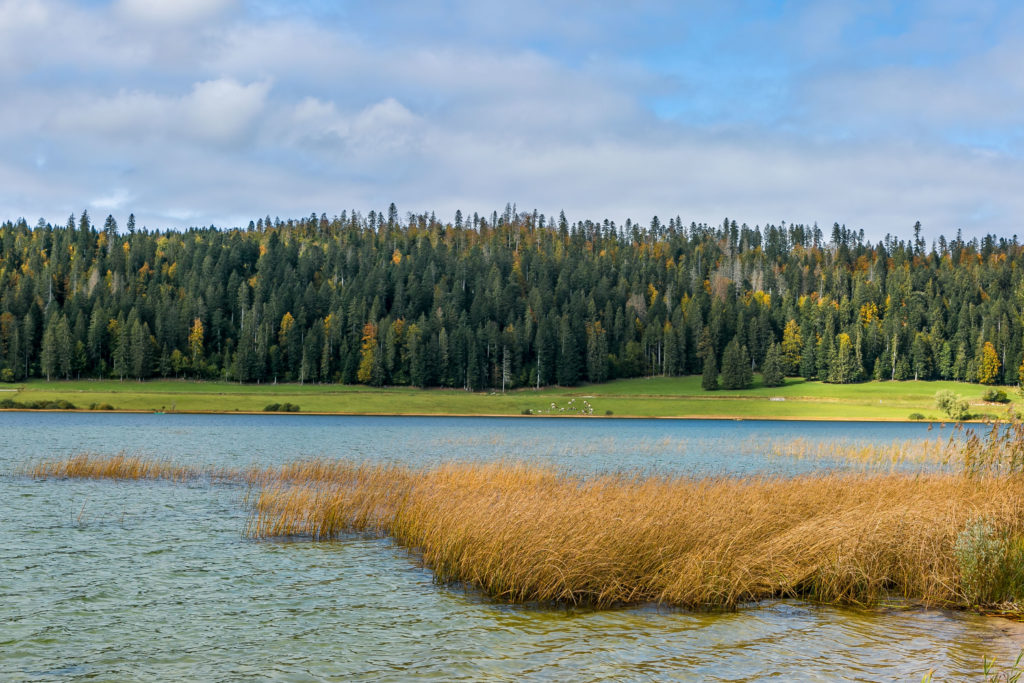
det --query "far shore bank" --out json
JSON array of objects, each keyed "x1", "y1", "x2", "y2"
[{"x1": 1, "y1": 376, "x2": 1018, "y2": 423}]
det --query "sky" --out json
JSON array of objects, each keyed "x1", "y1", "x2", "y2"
[{"x1": 1, "y1": 0, "x2": 1023, "y2": 239}]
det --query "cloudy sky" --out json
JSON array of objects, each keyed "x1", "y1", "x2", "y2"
[{"x1": 2, "y1": 0, "x2": 1022, "y2": 238}]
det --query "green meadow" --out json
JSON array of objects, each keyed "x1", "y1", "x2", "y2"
[{"x1": 2, "y1": 376, "x2": 1017, "y2": 421}]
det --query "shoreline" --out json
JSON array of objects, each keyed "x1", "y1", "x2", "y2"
[
  {"x1": 0, "y1": 406, "x2": 983, "y2": 423},
  {"x1": 2, "y1": 376, "x2": 1015, "y2": 423}
]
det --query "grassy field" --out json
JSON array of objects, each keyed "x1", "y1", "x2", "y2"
[{"x1": 1, "y1": 375, "x2": 1019, "y2": 420}]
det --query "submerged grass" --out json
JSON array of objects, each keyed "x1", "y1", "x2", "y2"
[
  {"x1": 28, "y1": 452, "x2": 199, "y2": 482},
  {"x1": 25, "y1": 420, "x2": 1024, "y2": 612},
  {"x1": 767, "y1": 435, "x2": 955, "y2": 468}
]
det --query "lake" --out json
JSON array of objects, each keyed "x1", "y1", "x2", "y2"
[{"x1": 2, "y1": 413, "x2": 1021, "y2": 681}]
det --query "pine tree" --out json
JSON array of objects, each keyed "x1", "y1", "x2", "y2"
[
  {"x1": 557, "y1": 314, "x2": 580, "y2": 386},
  {"x1": 762, "y1": 341, "x2": 784, "y2": 387},
  {"x1": 662, "y1": 321, "x2": 679, "y2": 376},
  {"x1": 720, "y1": 336, "x2": 751, "y2": 390},
  {"x1": 407, "y1": 323, "x2": 428, "y2": 387},
  {"x1": 800, "y1": 336, "x2": 817, "y2": 379},
  {"x1": 55, "y1": 314, "x2": 72, "y2": 379},
  {"x1": 911, "y1": 332, "x2": 932, "y2": 381},
  {"x1": 697, "y1": 329, "x2": 718, "y2": 390},
  {"x1": 585, "y1": 320, "x2": 608, "y2": 383},
  {"x1": 701, "y1": 352, "x2": 718, "y2": 391},
  {"x1": 828, "y1": 333, "x2": 859, "y2": 384},
  {"x1": 938, "y1": 341, "x2": 953, "y2": 380},
  {"x1": 40, "y1": 316, "x2": 57, "y2": 381},
  {"x1": 129, "y1": 318, "x2": 152, "y2": 379},
  {"x1": 112, "y1": 317, "x2": 130, "y2": 381}
]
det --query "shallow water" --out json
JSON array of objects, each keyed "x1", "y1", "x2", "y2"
[
  {"x1": 2, "y1": 413, "x2": 1021, "y2": 680},
  {"x1": 0, "y1": 412, "x2": 959, "y2": 475}
]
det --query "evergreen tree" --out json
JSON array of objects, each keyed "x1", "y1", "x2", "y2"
[
  {"x1": 557, "y1": 314, "x2": 580, "y2": 386},
  {"x1": 698, "y1": 329, "x2": 718, "y2": 390},
  {"x1": 828, "y1": 333, "x2": 859, "y2": 384},
  {"x1": 55, "y1": 314, "x2": 72, "y2": 379},
  {"x1": 129, "y1": 318, "x2": 152, "y2": 379},
  {"x1": 585, "y1": 320, "x2": 608, "y2": 383},
  {"x1": 662, "y1": 321, "x2": 679, "y2": 376},
  {"x1": 40, "y1": 316, "x2": 57, "y2": 381},
  {"x1": 0, "y1": 206, "x2": 1023, "y2": 391},
  {"x1": 701, "y1": 352, "x2": 718, "y2": 391},
  {"x1": 911, "y1": 332, "x2": 932, "y2": 381},
  {"x1": 799, "y1": 336, "x2": 817, "y2": 379},
  {"x1": 762, "y1": 341, "x2": 784, "y2": 387},
  {"x1": 938, "y1": 341, "x2": 953, "y2": 380},
  {"x1": 720, "y1": 336, "x2": 752, "y2": 390},
  {"x1": 112, "y1": 317, "x2": 130, "y2": 381}
]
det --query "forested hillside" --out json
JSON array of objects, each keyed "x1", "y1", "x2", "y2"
[{"x1": 0, "y1": 206, "x2": 1020, "y2": 389}]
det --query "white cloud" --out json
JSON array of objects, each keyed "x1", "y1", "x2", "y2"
[
  {"x1": 51, "y1": 78, "x2": 270, "y2": 146},
  {"x1": 0, "y1": 0, "x2": 1022, "y2": 241},
  {"x1": 91, "y1": 188, "x2": 133, "y2": 211},
  {"x1": 115, "y1": 0, "x2": 237, "y2": 26},
  {"x1": 286, "y1": 97, "x2": 424, "y2": 158},
  {"x1": 0, "y1": 0, "x2": 49, "y2": 31},
  {"x1": 184, "y1": 78, "x2": 271, "y2": 143}
]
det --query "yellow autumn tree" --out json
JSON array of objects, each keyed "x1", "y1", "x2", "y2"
[
  {"x1": 781, "y1": 319, "x2": 802, "y2": 376},
  {"x1": 356, "y1": 322, "x2": 378, "y2": 385},
  {"x1": 188, "y1": 317, "x2": 204, "y2": 376},
  {"x1": 977, "y1": 342, "x2": 1001, "y2": 385},
  {"x1": 278, "y1": 312, "x2": 295, "y2": 347}
]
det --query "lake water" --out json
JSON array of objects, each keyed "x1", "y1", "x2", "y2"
[{"x1": 2, "y1": 413, "x2": 1021, "y2": 681}]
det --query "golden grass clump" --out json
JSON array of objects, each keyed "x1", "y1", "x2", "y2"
[
  {"x1": 28, "y1": 452, "x2": 200, "y2": 482},
  {"x1": 27, "y1": 420, "x2": 1024, "y2": 612},
  {"x1": 243, "y1": 461, "x2": 1024, "y2": 611}
]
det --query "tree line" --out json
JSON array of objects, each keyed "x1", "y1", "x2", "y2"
[{"x1": 0, "y1": 205, "x2": 1021, "y2": 389}]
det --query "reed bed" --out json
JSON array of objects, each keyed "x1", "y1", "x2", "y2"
[
  {"x1": 767, "y1": 436, "x2": 955, "y2": 469},
  {"x1": 243, "y1": 463, "x2": 1024, "y2": 610},
  {"x1": 25, "y1": 421, "x2": 1024, "y2": 612},
  {"x1": 28, "y1": 452, "x2": 202, "y2": 482}
]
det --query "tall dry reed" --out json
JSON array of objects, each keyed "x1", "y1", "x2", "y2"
[
  {"x1": 28, "y1": 452, "x2": 199, "y2": 482},
  {"x1": 26, "y1": 424, "x2": 1024, "y2": 611},
  {"x1": 768, "y1": 436, "x2": 954, "y2": 468},
  {"x1": 243, "y1": 462, "x2": 1024, "y2": 610}
]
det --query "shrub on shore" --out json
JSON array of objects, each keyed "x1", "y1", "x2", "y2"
[
  {"x1": 263, "y1": 402, "x2": 300, "y2": 412},
  {"x1": 935, "y1": 390, "x2": 970, "y2": 421},
  {"x1": 0, "y1": 398, "x2": 76, "y2": 410},
  {"x1": 982, "y1": 389, "x2": 1010, "y2": 404}
]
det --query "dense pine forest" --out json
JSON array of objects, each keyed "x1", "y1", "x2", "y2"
[{"x1": 0, "y1": 205, "x2": 1021, "y2": 389}]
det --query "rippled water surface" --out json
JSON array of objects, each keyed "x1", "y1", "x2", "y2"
[{"x1": 3, "y1": 413, "x2": 1022, "y2": 681}]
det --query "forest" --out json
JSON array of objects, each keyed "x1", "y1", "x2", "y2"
[{"x1": 0, "y1": 205, "x2": 1020, "y2": 390}]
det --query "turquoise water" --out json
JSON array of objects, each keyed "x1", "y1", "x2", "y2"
[{"x1": 2, "y1": 414, "x2": 1021, "y2": 681}]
